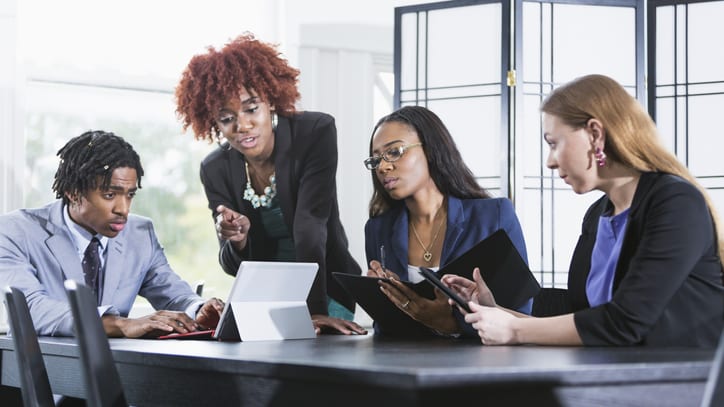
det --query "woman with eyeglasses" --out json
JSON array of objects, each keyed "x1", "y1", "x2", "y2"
[
  {"x1": 175, "y1": 33, "x2": 366, "y2": 335},
  {"x1": 444, "y1": 74, "x2": 723, "y2": 347},
  {"x1": 364, "y1": 105, "x2": 533, "y2": 337}
]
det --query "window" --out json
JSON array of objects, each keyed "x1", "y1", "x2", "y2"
[
  {"x1": 517, "y1": 0, "x2": 642, "y2": 287},
  {"x1": 648, "y1": 0, "x2": 724, "y2": 217},
  {"x1": 15, "y1": 0, "x2": 284, "y2": 300},
  {"x1": 394, "y1": 0, "x2": 724, "y2": 289},
  {"x1": 23, "y1": 80, "x2": 225, "y2": 298},
  {"x1": 396, "y1": 1, "x2": 510, "y2": 194}
]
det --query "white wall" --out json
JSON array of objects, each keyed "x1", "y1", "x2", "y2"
[
  {"x1": 0, "y1": 0, "x2": 20, "y2": 333},
  {"x1": 0, "y1": 0, "x2": 23, "y2": 215}
]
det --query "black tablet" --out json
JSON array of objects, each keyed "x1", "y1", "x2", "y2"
[{"x1": 418, "y1": 267, "x2": 471, "y2": 313}]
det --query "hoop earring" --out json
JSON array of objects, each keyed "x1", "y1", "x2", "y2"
[
  {"x1": 595, "y1": 147, "x2": 607, "y2": 167},
  {"x1": 213, "y1": 127, "x2": 232, "y2": 151},
  {"x1": 271, "y1": 111, "x2": 278, "y2": 132}
]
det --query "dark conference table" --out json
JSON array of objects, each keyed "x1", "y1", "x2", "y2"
[{"x1": 0, "y1": 334, "x2": 713, "y2": 406}]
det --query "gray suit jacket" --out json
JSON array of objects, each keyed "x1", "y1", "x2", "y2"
[{"x1": 0, "y1": 200, "x2": 202, "y2": 336}]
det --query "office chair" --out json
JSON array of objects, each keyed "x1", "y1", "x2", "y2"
[
  {"x1": 64, "y1": 280, "x2": 128, "y2": 407},
  {"x1": 194, "y1": 280, "x2": 205, "y2": 296},
  {"x1": 3, "y1": 286, "x2": 55, "y2": 407},
  {"x1": 700, "y1": 327, "x2": 724, "y2": 407},
  {"x1": 531, "y1": 287, "x2": 572, "y2": 317}
]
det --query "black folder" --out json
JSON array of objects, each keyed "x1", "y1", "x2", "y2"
[
  {"x1": 333, "y1": 229, "x2": 540, "y2": 336},
  {"x1": 332, "y1": 274, "x2": 435, "y2": 336},
  {"x1": 436, "y1": 229, "x2": 540, "y2": 310}
]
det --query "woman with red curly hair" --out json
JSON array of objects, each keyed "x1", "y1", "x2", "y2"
[{"x1": 175, "y1": 33, "x2": 366, "y2": 335}]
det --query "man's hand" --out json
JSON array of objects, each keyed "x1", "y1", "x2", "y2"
[{"x1": 102, "y1": 310, "x2": 200, "y2": 338}]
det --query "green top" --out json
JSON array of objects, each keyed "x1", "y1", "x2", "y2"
[{"x1": 259, "y1": 196, "x2": 296, "y2": 261}]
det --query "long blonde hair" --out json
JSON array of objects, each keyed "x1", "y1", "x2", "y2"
[{"x1": 541, "y1": 74, "x2": 724, "y2": 267}]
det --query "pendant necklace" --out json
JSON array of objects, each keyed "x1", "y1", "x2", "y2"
[
  {"x1": 243, "y1": 161, "x2": 276, "y2": 208},
  {"x1": 409, "y1": 203, "x2": 446, "y2": 264}
]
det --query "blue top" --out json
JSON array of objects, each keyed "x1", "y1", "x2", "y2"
[
  {"x1": 587, "y1": 208, "x2": 630, "y2": 307},
  {"x1": 365, "y1": 196, "x2": 532, "y2": 337}
]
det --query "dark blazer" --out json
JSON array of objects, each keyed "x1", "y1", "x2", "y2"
[
  {"x1": 365, "y1": 196, "x2": 531, "y2": 336},
  {"x1": 200, "y1": 111, "x2": 361, "y2": 315},
  {"x1": 566, "y1": 172, "x2": 723, "y2": 347}
]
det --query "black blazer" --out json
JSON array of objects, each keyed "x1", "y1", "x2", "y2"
[
  {"x1": 562, "y1": 172, "x2": 723, "y2": 347},
  {"x1": 199, "y1": 111, "x2": 361, "y2": 315}
]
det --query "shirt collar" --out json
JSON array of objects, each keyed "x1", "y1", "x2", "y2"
[{"x1": 62, "y1": 204, "x2": 109, "y2": 255}]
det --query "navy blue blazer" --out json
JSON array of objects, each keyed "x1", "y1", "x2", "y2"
[
  {"x1": 364, "y1": 196, "x2": 532, "y2": 336},
  {"x1": 569, "y1": 172, "x2": 723, "y2": 347}
]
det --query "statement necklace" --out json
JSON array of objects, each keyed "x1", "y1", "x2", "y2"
[
  {"x1": 409, "y1": 204, "x2": 446, "y2": 264},
  {"x1": 243, "y1": 162, "x2": 276, "y2": 208}
]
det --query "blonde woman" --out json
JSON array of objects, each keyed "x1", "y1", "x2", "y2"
[{"x1": 444, "y1": 74, "x2": 724, "y2": 347}]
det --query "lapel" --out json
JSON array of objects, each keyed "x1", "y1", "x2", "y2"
[
  {"x1": 390, "y1": 206, "x2": 410, "y2": 280},
  {"x1": 440, "y1": 196, "x2": 465, "y2": 267},
  {"x1": 273, "y1": 115, "x2": 295, "y2": 232},
  {"x1": 44, "y1": 201, "x2": 85, "y2": 283},
  {"x1": 612, "y1": 172, "x2": 655, "y2": 290},
  {"x1": 101, "y1": 233, "x2": 126, "y2": 305}
]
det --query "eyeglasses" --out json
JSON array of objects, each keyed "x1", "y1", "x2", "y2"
[{"x1": 363, "y1": 143, "x2": 423, "y2": 170}]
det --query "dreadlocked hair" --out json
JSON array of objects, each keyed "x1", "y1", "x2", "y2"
[{"x1": 52, "y1": 130, "x2": 144, "y2": 204}]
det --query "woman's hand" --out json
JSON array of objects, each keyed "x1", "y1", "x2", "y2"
[
  {"x1": 464, "y1": 302, "x2": 519, "y2": 345},
  {"x1": 367, "y1": 260, "x2": 398, "y2": 279},
  {"x1": 215, "y1": 204, "x2": 251, "y2": 252},
  {"x1": 195, "y1": 298, "x2": 225, "y2": 330},
  {"x1": 311, "y1": 315, "x2": 367, "y2": 335},
  {"x1": 442, "y1": 267, "x2": 496, "y2": 308},
  {"x1": 379, "y1": 277, "x2": 459, "y2": 335}
]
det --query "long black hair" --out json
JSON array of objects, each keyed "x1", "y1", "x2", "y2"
[
  {"x1": 368, "y1": 106, "x2": 489, "y2": 217},
  {"x1": 53, "y1": 130, "x2": 144, "y2": 204}
]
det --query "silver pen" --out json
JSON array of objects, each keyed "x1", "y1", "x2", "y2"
[{"x1": 379, "y1": 244, "x2": 386, "y2": 272}]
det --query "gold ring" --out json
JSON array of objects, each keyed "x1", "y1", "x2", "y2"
[{"x1": 402, "y1": 300, "x2": 410, "y2": 309}]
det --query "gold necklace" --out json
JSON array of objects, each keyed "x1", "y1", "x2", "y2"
[{"x1": 409, "y1": 204, "x2": 446, "y2": 264}]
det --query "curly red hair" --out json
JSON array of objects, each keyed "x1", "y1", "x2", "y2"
[{"x1": 175, "y1": 33, "x2": 300, "y2": 142}]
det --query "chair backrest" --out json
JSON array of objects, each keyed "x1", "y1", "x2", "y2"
[
  {"x1": 531, "y1": 287, "x2": 572, "y2": 317},
  {"x1": 194, "y1": 280, "x2": 204, "y2": 296},
  {"x1": 63, "y1": 280, "x2": 128, "y2": 407},
  {"x1": 701, "y1": 328, "x2": 724, "y2": 407},
  {"x1": 3, "y1": 286, "x2": 55, "y2": 407}
]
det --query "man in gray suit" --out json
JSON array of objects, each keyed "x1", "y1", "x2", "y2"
[{"x1": 0, "y1": 130, "x2": 223, "y2": 337}]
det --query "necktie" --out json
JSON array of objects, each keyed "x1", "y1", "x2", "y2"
[{"x1": 82, "y1": 237, "x2": 101, "y2": 303}]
